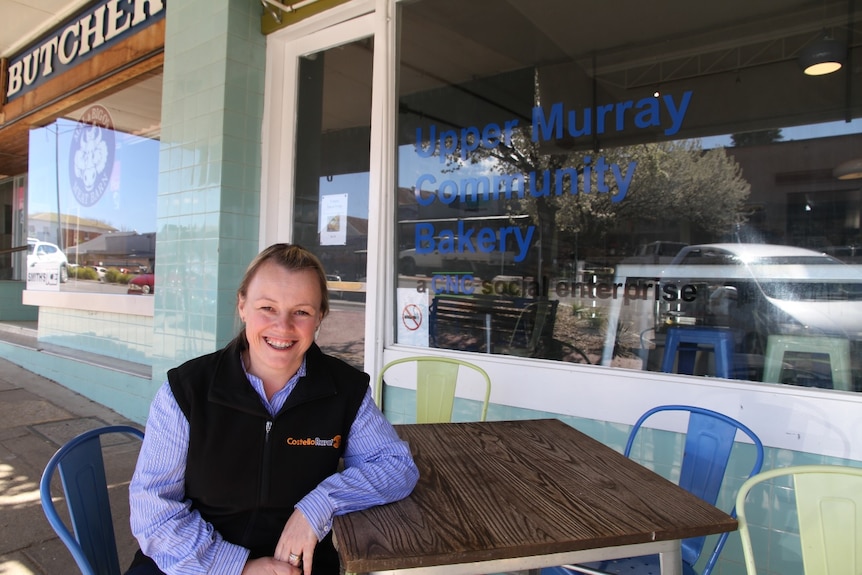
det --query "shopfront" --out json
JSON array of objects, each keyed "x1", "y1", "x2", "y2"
[
  {"x1": 259, "y1": 2, "x2": 861, "y2": 572},
  {"x1": 259, "y1": 0, "x2": 862, "y2": 446},
  {"x1": 1, "y1": 1, "x2": 860, "y2": 572},
  {"x1": 0, "y1": 0, "x2": 164, "y2": 408}
]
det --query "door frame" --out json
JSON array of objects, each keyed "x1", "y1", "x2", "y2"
[{"x1": 260, "y1": 0, "x2": 396, "y2": 377}]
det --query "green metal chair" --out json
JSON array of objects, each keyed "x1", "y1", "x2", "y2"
[
  {"x1": 736, "y1": 464, "x2": 862, "y2": 574},
  {"x1": 375, "y1": 356, "x2": 492, "y2": 423},
  {"x1": 762, "y1": 335, "x2": 853, "y2": 391}
]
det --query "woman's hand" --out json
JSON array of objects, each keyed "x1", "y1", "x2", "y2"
[
  {"x1": 241, "y1": 557, "x2": 301, "y2": 575},
  {"x1": 274, "y1": 509, "x2": 319, "y2": 575}
]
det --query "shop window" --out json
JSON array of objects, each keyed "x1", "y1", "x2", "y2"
[
  {"x1": 25, "y1": 74, "x2": 161, "y2": 295},
  {"x1": 393, "y1": 0, "x2": 862, "y2": 392}
]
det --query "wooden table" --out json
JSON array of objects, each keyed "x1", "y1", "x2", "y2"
[{"x1": 332, "y1": 419, "x2": 737, "y2": 575}]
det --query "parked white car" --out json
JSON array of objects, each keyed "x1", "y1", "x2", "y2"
[
  {"x1": 399, "y1": 235, "x2": 516, "y2": 276},
  {"x1": 659, "y1": 243, "x2": 862, "y2": 338},
  {"x1": 91, "y1": 266, "x2": 107, "y2": 281},
  {"x1": 27, "y1": 238, "x2": 69, "y2": 283}
]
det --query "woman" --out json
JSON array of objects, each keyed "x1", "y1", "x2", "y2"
[{"x1": 127, "y1": 244, "x2": 419, "y2": 575}]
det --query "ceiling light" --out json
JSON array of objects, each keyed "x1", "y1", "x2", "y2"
[
  {"x1": 799, "y1": 31, "x2": 845, "y2": 75},
  {"x1": 834, "y1": 158, "x2": 862, "y2": 180}
]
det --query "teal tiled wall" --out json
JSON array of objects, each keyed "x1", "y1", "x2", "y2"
[
  {"x1": 0, "y1": 282, "x2": 36, "y2": 320},
  {"x1": 38, "y1": 307, "x2": 152, "y2": 365},
  {"x1": 0, "y1": 341, "x2": 152, "y2": 423},
  {"x1": 151, "y1": 0, "x2": 265, "y2": 392},
  {"x1": 380, "y1": 387, "x2": 860, "y2": 575}
]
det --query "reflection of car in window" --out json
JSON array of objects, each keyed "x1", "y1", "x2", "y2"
[
  {"x1": 27, "y1": 238, "x2": 69, "y2": 283},
  {"x1": 91, "y1": 266, "x2": 107, "y2": 281},
  {"x1": 622, "y1": 241, "x2": 688, "y2": 265},
  {"x1": 128, "y1": 269, "x2": 154, "y2": 295},
  {"x1": 326, "y1": 274, "x2": 343, "y2": 299},
  {"x1": 659, "y1": 243, "x2": 862, "y2": 342},
  {"x1": 399, "y1": 236, "x2": 516, "y2": 276},
  {"x1": 824, "y1": 245, "x2": 862, "y2": 264}
]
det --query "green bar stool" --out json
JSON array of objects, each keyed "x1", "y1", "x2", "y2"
[{"x1": 762, "y1": 334, "x2": 852, "y2": 391}]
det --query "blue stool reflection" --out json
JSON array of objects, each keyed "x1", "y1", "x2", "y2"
[{"x1": 662, "y1": 326, "x2": 735, "y2": 379}]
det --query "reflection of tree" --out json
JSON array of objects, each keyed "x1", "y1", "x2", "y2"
[
  {"x1": 456, "y1": 128, "x2": 751, "y2": 278},
  {"x1": 612, "y1": 140, "x2": 751, "y2": 235},
  {"x1": 731, "y1": 129, "x2": 784, "y2": 147}
]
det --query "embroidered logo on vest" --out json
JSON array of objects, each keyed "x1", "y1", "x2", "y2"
[{"x1": 286, "y1": 435, "x2": 341, "y2": 448}]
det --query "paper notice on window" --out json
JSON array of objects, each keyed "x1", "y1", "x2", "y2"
[
  {"x1": 397, "y1": 288, "x2": 429, "y2": 347},
  {"x1": 320, "y1": 193, "x2": 348, "y2": 246},
  {"x1": 27, "y1": 261, "x2": 62, "y2": 291}
]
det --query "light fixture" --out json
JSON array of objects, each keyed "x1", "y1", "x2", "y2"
[
  {"x1": 259, "y1": 0, "x2": 322, "y2": 23},
  {"x1": 834, "y1": 158, "x2": 862, "y2": 180},
  {"x1": 799, "y1": 30, "x2": 845, "y2": 75}
]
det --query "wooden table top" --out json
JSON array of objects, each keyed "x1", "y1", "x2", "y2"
[{"x1": 333, "y1": 418, "x2": 737, "y2": 574}]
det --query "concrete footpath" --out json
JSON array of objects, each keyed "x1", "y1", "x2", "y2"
[{"x1": 0, "y1": 356, "x2": 143, "y2": 575}]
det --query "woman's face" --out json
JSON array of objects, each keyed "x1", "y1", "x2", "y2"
[{"x1": 238, "y1": 262, "x2": 323, "y2": 384}]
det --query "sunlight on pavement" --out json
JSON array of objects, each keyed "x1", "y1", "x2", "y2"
[
  {"x1": 0, "y1": 463, "x2": 40, "y2": 506},
  {"x1": 0, "y1": 559, "x2": 37, "y2": 574}
]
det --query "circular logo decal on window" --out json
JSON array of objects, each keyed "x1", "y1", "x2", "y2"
[{"x1": 69, "y1": 105, "x2": 115, "y2": 207}]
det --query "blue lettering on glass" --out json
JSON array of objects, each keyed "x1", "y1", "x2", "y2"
[
  {"x1": 531, "y1": 90, "x2": 692, "y2": 140},
  {"x1": 415, "y1": 119, "x2": 520, "y2": 162},
  {"x1": 432, "y1": 274, "x2": 476, "y2": 295},
  {"x1": 416, "y1": 222, "x2": 535, "y2": 263},
  {"x1": 414, "y1": 162, "x2": 636, "y2": 205},
  {"x1": 409, "y1": 91, "x2": 693, "y2": 267}
]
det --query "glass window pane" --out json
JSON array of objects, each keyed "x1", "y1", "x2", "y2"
[
  {"x1": 26, "y1": 74, "x2": 161, "y2": 294},
  {"x1": 292, "y1": 38, "x2": 374, "y2": 370},
  {"x1": 395, "y1": 0, "x2": 862, "y2": 392}
]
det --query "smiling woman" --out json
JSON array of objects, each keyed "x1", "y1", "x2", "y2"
[{"x1": 124, "y1": 243, "x2": 418, "y2": 575}]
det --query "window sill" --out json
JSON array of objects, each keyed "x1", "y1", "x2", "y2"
[{"x1": 22, "y1": 290, "x2": 154, "y2": 317}]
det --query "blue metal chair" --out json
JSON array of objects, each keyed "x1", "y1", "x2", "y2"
[
  {"x1": 40, "y1": 425, "x2": 145, "y2": 575},
  {"x1": 542, "y1": 405, "x2": 764, "y2": 575}
]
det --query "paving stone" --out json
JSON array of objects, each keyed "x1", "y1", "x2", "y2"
[
  {"x1": 0, "y1": 390, "x2": 72, "y2": 431},
  {"x1": 0, "y1": 550, "x2": 45, "y2": 575},
  {"x1": 29, "y1": 418, "x2": 110, "y2": 447}
]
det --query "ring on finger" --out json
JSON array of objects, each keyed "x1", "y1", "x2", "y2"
[{"x1": 288, "y1": 552, "x2": 301, "y2": 565}]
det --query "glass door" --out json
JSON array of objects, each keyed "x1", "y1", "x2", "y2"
[{"x1": 288, "y1": 25, "x2": 375, "y2": 370}]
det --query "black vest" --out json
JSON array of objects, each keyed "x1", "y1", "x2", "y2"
[{"x1": 168, "y1": 341, "x2": 367, "y2": 574}]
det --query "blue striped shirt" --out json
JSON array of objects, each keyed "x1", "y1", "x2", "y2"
[{"x1": 129, "y1": 358, "x2": 418, "y2": 574}]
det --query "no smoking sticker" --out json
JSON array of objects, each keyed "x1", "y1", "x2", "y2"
[{"x1": 402, "y1": 304, "x2": 422, "y2": 331}]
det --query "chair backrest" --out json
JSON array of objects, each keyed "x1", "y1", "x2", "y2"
[
  {"x1": 736, "y1": 465, "x2": 862, "y2": 575},
  {"x1": 40, "y1": 425, "x2": 145, "y2": 575},
  {"x1": 507, "y1": 300, "x2": 557, "y2": 354},
  {"x1": 625, "y1": 405, "x2": 764, "y2": 574},
  {"x1": 375, "y1": 356, "x2": 492, "y2": 423}
]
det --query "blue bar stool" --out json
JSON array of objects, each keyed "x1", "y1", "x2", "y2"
[
  {"x1": 662, "y1": 326, "x2": 735, "y2": 379},
  {"x1": 762, "y1": 334, "x2": 852, "y2": 391}
]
